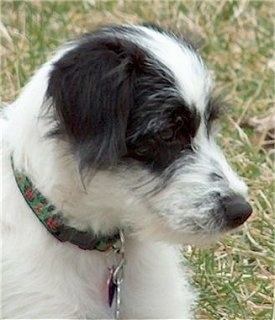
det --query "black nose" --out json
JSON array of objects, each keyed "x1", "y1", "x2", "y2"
[{"x1": 222, "y1": 195, "x2": 252, "y2": 229}]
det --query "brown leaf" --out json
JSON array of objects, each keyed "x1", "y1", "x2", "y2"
[{"x1": 242, "y1": 110, "x2": 275, "y2": 149}]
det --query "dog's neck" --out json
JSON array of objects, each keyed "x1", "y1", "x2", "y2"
[{"x1": 11, "y1": 155, "x2": 121, "y2": 251}]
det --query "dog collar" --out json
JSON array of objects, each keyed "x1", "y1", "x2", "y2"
[{"x1": 10, "y1": 157, "x2": 120, "y2": 251}]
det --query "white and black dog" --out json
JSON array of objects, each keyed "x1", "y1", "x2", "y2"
[{"x1": 1, "y1": 24, "x2": 252, "y2": 319}]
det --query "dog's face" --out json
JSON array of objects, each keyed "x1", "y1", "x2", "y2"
[{"x1": 46, "y1": 25, "x2": 252, "y2": 244}]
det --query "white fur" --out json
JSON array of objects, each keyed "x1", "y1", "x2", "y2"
[
  {"x1": 1, "y1": 26, "x2": 249, "y2": 319},
  {"x1": 132, "y1": 26, "x2": 212, "y2": 112}
]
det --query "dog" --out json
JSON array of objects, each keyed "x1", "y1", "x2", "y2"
[{"x1": 1, "y1": 24, "x2": 252, "y2": 319}]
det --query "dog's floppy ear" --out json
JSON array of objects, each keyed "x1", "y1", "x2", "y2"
[{"x1": 47, "y1": 35, "x2": 145, "y2": 172}]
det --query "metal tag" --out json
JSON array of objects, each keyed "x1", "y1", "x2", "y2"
[
  {"x1": 107, "y1": 266, "x2": 116, "y2": 307},
  {"x1": 106, "y1": 230, "x2": 125, "y2": 319}
]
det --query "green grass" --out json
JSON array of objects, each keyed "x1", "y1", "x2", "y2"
[{"x1": 1, "y1": 1, "x2": 274, "y2": 319}]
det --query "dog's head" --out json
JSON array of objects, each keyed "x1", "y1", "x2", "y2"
[{"x1": 46, "y1": 25, "x2": 252, "y2": 244}]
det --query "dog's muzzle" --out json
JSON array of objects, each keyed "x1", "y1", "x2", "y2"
[{"x1": 222, "y1": 194, "x2": 252, "y2": 229}]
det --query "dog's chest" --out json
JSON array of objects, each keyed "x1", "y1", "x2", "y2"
[{"x1": 2, "y1": 161, "x2": 194, "y2": 319}]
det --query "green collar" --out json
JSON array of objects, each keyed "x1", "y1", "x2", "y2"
[{"x1": 11, "y1": 157, "x2": 120, "y2": 251}]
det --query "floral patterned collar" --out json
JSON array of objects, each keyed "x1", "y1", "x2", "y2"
[{"x1": 11, "y1": 157, "x2": 120, "y2": 251}]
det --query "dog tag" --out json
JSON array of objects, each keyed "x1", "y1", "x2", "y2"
[{"x1": 107, "y1": 266, "x2": 116, "y2": 307}]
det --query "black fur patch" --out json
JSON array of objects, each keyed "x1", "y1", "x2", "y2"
[
  {"x1": 205, "y1": 93, "x2": 227, "y2": 134},
  {"x1": 46, "y1": 25, "x2": 200, "y2": 173},
  {"x1": 47, "y1": 28, "x2": 145, "y2": 171}
]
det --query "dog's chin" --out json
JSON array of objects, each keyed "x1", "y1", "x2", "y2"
[
  {"x1": 177, "y1": 222, "x2": 250, "y2": 247},
  {"x1": 136, "y1": 215, "x2": 247, "y2": 247},
  {"x1": 160, "y1": 230, "x2": 235, "y2": 247}
]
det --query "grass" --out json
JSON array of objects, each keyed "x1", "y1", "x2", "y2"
[{"x1": 1, "y1": 1, "x2": 274, "y2": 319}]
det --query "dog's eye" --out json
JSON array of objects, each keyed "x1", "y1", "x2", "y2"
[
  {"x1": 158, "y1": 116, "x2": 183, "y2": 142},
  {"x1": 159, "y1": 128, "x2": 174, "y2": 141}
]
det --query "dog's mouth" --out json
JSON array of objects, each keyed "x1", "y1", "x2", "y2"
[{"x1": 150, "y1": 192, "x2": 253, "y2": 236}]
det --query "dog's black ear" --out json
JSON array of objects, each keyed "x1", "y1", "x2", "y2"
[{"x1": 47, "y1": 34, "x2": 145, "y2": 172}]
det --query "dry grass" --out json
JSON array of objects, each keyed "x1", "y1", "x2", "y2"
[{"x1": 1, "y1": 1, "x2": 274, "y2": 319}]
